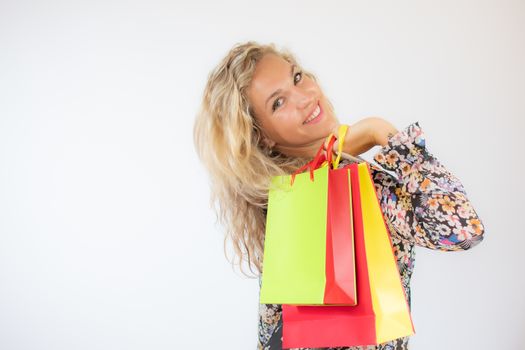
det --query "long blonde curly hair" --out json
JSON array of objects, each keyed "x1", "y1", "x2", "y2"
[{"x1": 193, "y1": 41, "x2": 334, "y2": 277}]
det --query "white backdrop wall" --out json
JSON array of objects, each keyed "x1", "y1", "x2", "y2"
[{"x1": 0, "y1": 0, "x2": 523, "y2": 349}]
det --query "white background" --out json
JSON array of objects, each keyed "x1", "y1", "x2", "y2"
[{"x1": 1, "y1": 0, "x2": 524, "y2": 349}]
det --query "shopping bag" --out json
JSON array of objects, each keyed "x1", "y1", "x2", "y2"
[
  {"x1": 282, "y1": 161, "x2": 415, "y2": 349},
  {"x1": 259, "y1": 127, "x2": 357, "y2": 306}
]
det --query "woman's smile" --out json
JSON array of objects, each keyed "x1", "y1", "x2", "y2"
[{"x1": 303, "y1": 102, "x2": 323, "y2": 125}]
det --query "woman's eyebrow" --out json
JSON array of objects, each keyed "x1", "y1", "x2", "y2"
[{"x1": 265, "y1": 64, "x2": 296, "y2": 109}]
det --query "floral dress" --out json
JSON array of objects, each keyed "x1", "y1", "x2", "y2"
[{"x1": 257, "y1": 121, "x2": 485, "y2": 350}]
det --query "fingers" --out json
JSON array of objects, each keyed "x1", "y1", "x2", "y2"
[
  {"x1": 322, "y1": 138, "x2": 330, "y2": 151},
  {"x1": 323, "y1": 134, "x2": 335, "y2": 150},
  {"x1": 332, "y1": 139, "x2": 339, "y2": 154},
  {"x1": 322, "y1": 133, "x2": 339, "y2": 156}
]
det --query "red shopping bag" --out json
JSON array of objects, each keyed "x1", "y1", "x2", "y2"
[{"x1": 324, "y1": 163, "x2": 356, "y2": 304}]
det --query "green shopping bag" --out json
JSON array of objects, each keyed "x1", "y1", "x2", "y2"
[{"x1": 260, "y1": 127, "x2": 356, "y2": 305}]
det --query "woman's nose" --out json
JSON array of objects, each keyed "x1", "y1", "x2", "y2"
[{"x1": 294, "y1": 88, "x2": 315, "y2": 110}]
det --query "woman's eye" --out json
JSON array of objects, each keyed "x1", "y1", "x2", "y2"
[
  {"x1": 294, "y1": 71, "x2": 303, "y2": 84},
  {"x1": 272, "y1": 97, "x2": 283, "y2": 112},
  {"x1": 272, "y1": 71, "x2": 303, "y2": 112}
]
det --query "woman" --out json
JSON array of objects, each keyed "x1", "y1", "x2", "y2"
[{"x1": 193, "y1": 41, "x2": 485, "y2": 350}]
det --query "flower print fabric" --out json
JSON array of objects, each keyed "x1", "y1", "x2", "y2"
[{"x1": 257, "y1": 121, "x2": 485, "y2": 350}]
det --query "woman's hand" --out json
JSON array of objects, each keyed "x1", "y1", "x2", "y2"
[{"x1": 328, "y1": 117, "x2": 399, "y2": 157}]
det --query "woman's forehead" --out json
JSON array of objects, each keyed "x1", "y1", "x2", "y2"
[
  {"x1": 253, "y1": 54, "x2": 292, "y2": 84},
  {"x1": 248, "y1": 54, "x2": 293, "y2": 103}
]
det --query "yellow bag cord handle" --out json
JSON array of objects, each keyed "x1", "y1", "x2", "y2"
[
  {"x1": 333, "y1": 124, "x2": 349, "y2": 169},
  {"x1": 321, "y1": 124, "x2": 349, "y2": 169}
]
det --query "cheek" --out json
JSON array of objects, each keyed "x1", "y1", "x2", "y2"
[
  {"x1": 270, "y1": 113, "x2": 307, "y2": 143},
  {"x1": 276, "y1": 109, "x2": 301, "y2": 128}
]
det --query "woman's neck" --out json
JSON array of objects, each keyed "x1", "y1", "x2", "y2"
[{"x1": 274, "y1": 138, "x2": 325, "y2": 159}]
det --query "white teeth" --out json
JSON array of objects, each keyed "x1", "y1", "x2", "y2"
[{"x1": 304, "y1": 104, "x2": 321, "y2": 124}]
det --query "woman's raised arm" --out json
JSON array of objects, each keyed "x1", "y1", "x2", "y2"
[{"x1": 369, "y1": 121, "x2": 485, "y2": 251}]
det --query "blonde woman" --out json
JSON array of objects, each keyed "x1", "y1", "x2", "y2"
[{"x1": 193, "y1": 41, "x2": 485, "y2": 350}]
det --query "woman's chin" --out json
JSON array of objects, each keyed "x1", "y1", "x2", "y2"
[{"x1": 313, "y1": 117, "x2": 338, "y2": 139}]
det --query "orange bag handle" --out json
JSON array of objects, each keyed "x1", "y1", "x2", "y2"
[
  {"x1": 291, "y1": 135, "x2": 336, "y2": 185},
  {"x1": 289, "y1": 124, "x2": 349, "y2": 185}
]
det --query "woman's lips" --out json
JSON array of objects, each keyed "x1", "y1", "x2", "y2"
[{"x1": 303, "y1": 103, "x2": 323, "y2": 125}]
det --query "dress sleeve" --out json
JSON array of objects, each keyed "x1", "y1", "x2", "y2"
[{"x1": 371, "y1": 121, "x2": 485, "y2": 251}]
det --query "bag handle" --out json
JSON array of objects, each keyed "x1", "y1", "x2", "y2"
[
  {"x1": 325, "y1": 124, "x2": 349, "y2": 169},
  {"x1": 333, "y1": 125, "x2": 349, "y2": 169},
  {"x1": 290, "y1": 134, "x2": 336, "y2": 185},
  {"x1": 328, "y1": 124, "x2": 378, "y2": 169},
  {"x1": 289, "y1": 125, "x2": 349, "y2": 185}
]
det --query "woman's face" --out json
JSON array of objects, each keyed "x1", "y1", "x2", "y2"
[{"x1": 246, "y1": 53, "x2": 338, "y2": 157}]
